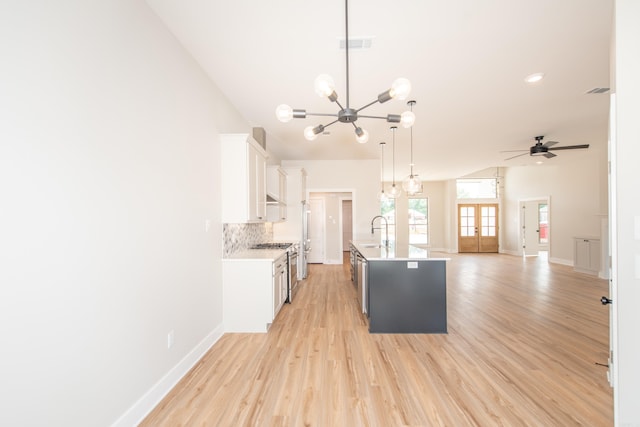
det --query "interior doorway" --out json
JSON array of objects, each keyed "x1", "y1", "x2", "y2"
[
  {"x1": 308, "y1": 191, "x2": 354, "y2": 264},
  {"x1": 457, "y1": 203, "x2": 499, "y2": 253},
  {"x1": 519, "y1": 198, "x2": 550, "y2": 257}
]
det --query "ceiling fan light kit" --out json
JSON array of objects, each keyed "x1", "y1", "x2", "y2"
[{"x1": 275, "y1": 0, "x2": 414, "y2": 144}]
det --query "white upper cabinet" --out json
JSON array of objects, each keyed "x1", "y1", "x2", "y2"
[
  {"x1": 266, "y1": 166, "x2": 287, "y2": 222},
  {"x1": 220, "y1": 134, "x2": 267, "y2": 223}
]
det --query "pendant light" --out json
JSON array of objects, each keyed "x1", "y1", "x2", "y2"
[
  {"x1": 402, "y1": 100, "x2": 422, "y2": 195},
  {"x1": 388, "y1": 126, "x2": 402, "y2": 199},
  {"x1": 377, "y1": 142, "x2": 388, "y2": 201}
]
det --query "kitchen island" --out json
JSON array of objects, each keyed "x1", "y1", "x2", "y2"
[{"x1": 351, "y1": 241, "x2": 449, "y2": 334}]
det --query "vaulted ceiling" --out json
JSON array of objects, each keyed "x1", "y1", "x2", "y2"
[{"x1": 146, "y1": 0, "x2": 613, "y2": 181}]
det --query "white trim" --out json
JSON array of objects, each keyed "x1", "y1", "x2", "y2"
[{"x1": 111, "y1": 324, "x2": 224, "y2": 427}]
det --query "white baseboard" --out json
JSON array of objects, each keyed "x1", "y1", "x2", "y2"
[
  {"x1": 111, "y1": 324, "x2": 224, "y2": 427},
  {"x1": 324, "y1": 259, "x2": 343, "y2": 265},
  {"x1": 549, "y1": 257, "x2": 572, "y2": 266},
  {"x1": 500, "y1": 249, "x2": 521, "y2": 256}
]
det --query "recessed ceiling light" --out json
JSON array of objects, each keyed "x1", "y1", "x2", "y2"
[
  {"x1": 525, "y1": 72, "x2": 545, "y2": 84},
  {"x1": 536, "y1": 160, "x2": 544, "y2": 165}
]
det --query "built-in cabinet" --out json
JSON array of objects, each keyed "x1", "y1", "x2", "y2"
[
  {"x1": 222, "y1": 253, "x2": 288, "y2": 333},
  {"x1": 220, "y1": 134, "x2": 267, "y2": 223},
  {"x1": 266, "y1": 166, "x2": 287, "y2": 222},
  {"x1": 574, "y1": 237, "x2": 601, "y2": 275}
]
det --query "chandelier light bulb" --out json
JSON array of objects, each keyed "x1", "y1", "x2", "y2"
[
  {"x1": 275, "y1": 104, "x2": 294, "y2": 122},
  {"x1": 304, "y1": 125, "x2": 319, "y2": 141},
  {"x1": 401, "y1": 110, "x2": 416, "y2": 128},
  {"x1": 314, "y1": 74, "x2": 336, "y2": 98},
  {"x1": 390, "y1": 78, "x2": 412, "y2": 100},
  {"x1": 355, "y1": 127, "x2": 369, "y2": 144}
]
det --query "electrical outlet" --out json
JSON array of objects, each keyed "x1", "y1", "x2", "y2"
[{"x1": 167, "y1": 330, "x2": 174, "y2": 349}]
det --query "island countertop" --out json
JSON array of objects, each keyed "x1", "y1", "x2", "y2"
[{"x1": 350, "y1": 241, "x2": 450, "y2": 261}]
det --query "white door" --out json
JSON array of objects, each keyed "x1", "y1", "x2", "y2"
[
  {"x1": 521, "y1": 201, "x2": 540, "y2": 256},
  {"x1": 307, "y1": 198, "x2": 325, "y2": 263}
]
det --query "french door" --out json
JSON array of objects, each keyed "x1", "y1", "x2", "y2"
[{"x1": 458, "y1": 204, "x2": 499, "y2": 253}]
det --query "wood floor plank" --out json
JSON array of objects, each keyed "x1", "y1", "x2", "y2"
[{"x1": 140, "y1": 252, "x2": 613, "y2": 426}]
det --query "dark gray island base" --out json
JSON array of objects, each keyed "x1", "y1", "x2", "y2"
[
  {"x1": 350, "y1": 241, "x2": 448, "y2": 334},
  {"x1": 368, "y1": 259, "x2": 447, "y2": 333}
]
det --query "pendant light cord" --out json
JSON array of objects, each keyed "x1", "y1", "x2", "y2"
[
  {"x1": 392, "y1": 127, "x2": 397, "y2": 185},
  {"x1": 345, "y1": 0, "x2": 350, "y2": 108}
]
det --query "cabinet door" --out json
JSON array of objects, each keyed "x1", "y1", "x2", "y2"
[
  {"x1": 247, "y1": 143, "x2": 266, "y2": 222},
  {"x1": 221, "y1": 134, "x2": 267, "y2": 223}
]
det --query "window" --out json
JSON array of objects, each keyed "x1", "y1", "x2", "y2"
[
  {"x1": 456, "y1": 178, "x2": 497, "y2": 199},
  {"x1": 380, "y1": 198, "x2": 396, "y2": 244},
  {"x1": 481, "y1": 205, "x2": 497, "y2": 237},
  {"x1": 408, "y1": 197, "x2": 428, "y2": 244}
]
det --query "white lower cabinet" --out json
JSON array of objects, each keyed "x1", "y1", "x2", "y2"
[
  {"x1": 222, "y1": 254, "x2": 288, "y2": 333},
  {"x1": 573, "y1": 237, "x2": 601, "y2": 275}
]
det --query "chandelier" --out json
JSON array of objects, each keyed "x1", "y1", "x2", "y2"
[{"x1": 275, "y1": 0, "x2": 416, "y2": 144}]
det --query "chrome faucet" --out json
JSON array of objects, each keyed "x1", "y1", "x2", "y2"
[{"x1": 370, "y1": 215, "x2": 389, "y2": 248}]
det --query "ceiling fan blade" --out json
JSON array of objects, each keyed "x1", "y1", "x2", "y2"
[
  {"x1": 504, "y1": 152, "x2": 528, "y2": 161},
  {"x1": 543, "y1": 140, "x2": 559, "y2": 148},
  {"x1": 548, "y1": 144, "x2": 590, "y2": 151},
  {"x1": 543, "y1": 152, "x2": 557, "y2": 159}
]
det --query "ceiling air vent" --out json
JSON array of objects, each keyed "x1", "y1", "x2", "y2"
[
  {"x1": 586, "y1": 87, "x2": 610, "y2": 94},
  {"x1": 339, "y1": 37, "x2": 373, "y2": 50}
]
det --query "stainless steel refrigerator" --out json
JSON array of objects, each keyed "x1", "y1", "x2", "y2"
[{"x1": 300, "y1": 200, "x2": 310, "y2": 279}]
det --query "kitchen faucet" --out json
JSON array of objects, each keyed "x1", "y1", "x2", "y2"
[{"x1": 370, "y1": 215, "x2": 389, "y2": 248}]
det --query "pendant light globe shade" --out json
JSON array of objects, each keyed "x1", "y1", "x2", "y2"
[
  {"x1": 377, "y1": 190, "x2": 388, "y2": 202},
  {"x1": 388, "y1": 183, "x2": 402, "y2": 199},
  {"x1": 402, "y1": 175, "x2": 422, "y2": 195},
  {"x1": 355, "y1": 127, "x2": 369, "y2": 144},
  {"x1": 314, "y1": 74, "x2": 336, "y2": 98},
  {"x1": 401, "y1": 110, "x2": 416, "y2": 128},
  {"x1": 390, "y1": 78, "x2": 412, "y2": 100},
  {"x1": 275, "y1": 104, "x2": 294, "y2": 122}
]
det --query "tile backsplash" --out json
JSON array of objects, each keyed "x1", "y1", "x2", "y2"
[{"x1": 223, "y1": 223, "x2": 273, "y2": 257}]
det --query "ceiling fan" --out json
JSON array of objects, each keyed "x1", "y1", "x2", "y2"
[{"x1": 503, "y1": 136, "x2": 590, "y2": 160}]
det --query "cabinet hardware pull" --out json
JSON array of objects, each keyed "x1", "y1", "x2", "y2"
[{"x1": 600, "y1": 296, "x2": 612, "y2": 305}]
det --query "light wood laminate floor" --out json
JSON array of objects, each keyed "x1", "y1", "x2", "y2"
[{"x1": 141, "y1": 252, "x2": 613, "y2": 426}]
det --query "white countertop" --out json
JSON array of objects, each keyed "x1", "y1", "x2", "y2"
[
  {"x1": 351, "y1": 241, "x2": 450, "y2": 261},
  {"x1": 224, "y1": 248, "x2": 288, "y2": 262}
]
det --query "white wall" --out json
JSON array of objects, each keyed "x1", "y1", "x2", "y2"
[
  {"x1": 283, "y1": 160, "x2": 380, "y2": 242},
  {"x1": 0, "y1": 1, "x2": 249, "y2": 426},
  {"x1": 502, "y1": 150, "x2": 608, "y2": 263},
  {"x1": 613, "y1": 0, "x2": 640, "y2": 423},
  {"x1": 282, "y1": 160, "x2": 450, "y2": 256}
]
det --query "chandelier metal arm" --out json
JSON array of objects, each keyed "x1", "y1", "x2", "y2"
[
  {"x1": 304, "y1": 112, "x2": 340, "y2": 118},
  {"x1": 357, "y1": 114, "x2": 401, "y2": 123}
]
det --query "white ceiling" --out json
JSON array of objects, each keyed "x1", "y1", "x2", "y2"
[{"x1": 146, "y1": 0, "x2": 613, "y2": 181}]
